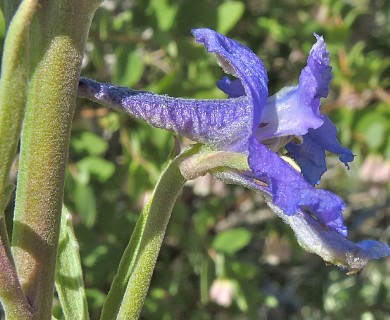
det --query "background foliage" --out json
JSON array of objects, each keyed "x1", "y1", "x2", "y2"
[{"x1": 2, "y1": 0, "x2": 390, "y2": 319}]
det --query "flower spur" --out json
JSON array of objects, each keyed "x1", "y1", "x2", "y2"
[{"x1": 78, "y1": 28, "x2": 390, "y2": 271}]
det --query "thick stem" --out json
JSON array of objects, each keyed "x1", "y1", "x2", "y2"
[
  {"x1": 0, "y1": 0, "x2": 36, "y2": 219},
  {"x1": 0, "y1": 0, "x2": 36, "y2": 317},
  {"x1": 11, "y1": 1, "x2": 101, "y2": 319}
]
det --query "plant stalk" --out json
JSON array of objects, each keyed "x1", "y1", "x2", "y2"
[{"x1": 10, "y1": 1, "x2": 101, "y2": 319}]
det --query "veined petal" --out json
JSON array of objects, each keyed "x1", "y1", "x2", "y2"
[
  {"x1": 248, "y1": 136, "x2": 347, "y2": 235},
  {"x1": 192, "y1": 28, "x2": 268, "y2": 134},
  {"x1": 212, "y1": 168, "x2": 390, "y2": 272},
  {"x1": 286, "y1": 116, "x2": 355, "y2": 185},
  {"x1": 78, "y1": 78, "x2": 252, "y2": 150},
  {"x1": 256, "y1": 34, "x2": 332, "y2": 141}
]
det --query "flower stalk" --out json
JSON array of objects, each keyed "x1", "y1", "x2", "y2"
[{"x1": 101, "y1": 148, "x2": 188, "y2": 320}]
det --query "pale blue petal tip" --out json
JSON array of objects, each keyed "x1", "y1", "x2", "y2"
[{"x1": 356, "y1": 240, "x2": 390, "y2": 259}]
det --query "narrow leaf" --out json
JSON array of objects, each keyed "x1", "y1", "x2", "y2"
[{"x1": 55, "y1": 206, "x2": 89, "y2": 320}]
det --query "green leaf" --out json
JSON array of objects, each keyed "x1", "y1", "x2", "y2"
[
  {"x1": 0, "y1": 10, "x2": 5, "y2": 37},
  {"x1": 77, "y1": 156, "x2": 115, "y2": 182},
  {"x1": 71, "y1": 131, "x2": 108, "y2": 156},
  {"x1": 115, "y1": 50, "x2": 145, "y2": 87},
  {"x1": 149, "y1": 0, "x2": 178, "y2": 31},
  {"x1": 231, "y1": 261, "x2": 257, "y2": 280},
  {"x1": 74, "y1": 183, "x2": 96, "y2": 228},
  {"x1": 217, "y1": 1, "x2": 245, "y2": 34},
  {"x1": 212, "y1": 228, "x2": 252, "y2": 254},
  {"x1": 364, "y1": 122, "x2": 386, "y2": 150},
  {"x1": 356, "y1": 112, "x2": 388, "y2": 151},
  {"x1": 85, "y1": 288, "x2": 106, "y2": 311},
  {"x1": 55, "y1": 206, "x2": 89, "y2": 320}
]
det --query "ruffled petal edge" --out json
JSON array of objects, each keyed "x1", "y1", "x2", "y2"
[{"x1": 192, "y1": 28, "x2": 268, "y2": 133}]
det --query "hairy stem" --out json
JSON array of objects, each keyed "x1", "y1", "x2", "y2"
[
  {"x1": 0, "y1": 0, "x2": 37, "y2": 317},
  {"x1": 100, "y1": 150, "x2": 189, "y2": 320},
  {"x1": 0, "y1": 0, "x2": 36, "y2": 219},
  {"x1": 10, "y1": 1, "x2": 101, "y2": 319}
]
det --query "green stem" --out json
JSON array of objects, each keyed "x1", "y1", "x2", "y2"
[
  {"x1": 100, "y1": 151, "x2": 189, "y2": 320},
  {"x1": 4, "y1": 0, "x2": 23, "y2": 28},
  {"x1": 0, "y1": 1, "x2": 36, "y2": 317},
  {"x1": 0, "y1": 218, "x2": 33, "y2": 319},
  {"x1": 98, "y1": 144, "x2": 250, "y2": 319},
  {"x1": 10, "y1": 1, "x2": 101, "y2": 319},
  {"x1": 0, "y1": 0, "x2": 36, "y2": 220}
]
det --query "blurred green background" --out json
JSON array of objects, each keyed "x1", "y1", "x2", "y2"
[{"x1": 3, "y1": 0, "x2": 390, "y2": 319}]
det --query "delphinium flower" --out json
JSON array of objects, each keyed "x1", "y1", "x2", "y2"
[{"x1": 78, "y1": 28, "x2": 390, "y2": 272}]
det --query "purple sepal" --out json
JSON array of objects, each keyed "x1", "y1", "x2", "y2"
[
  {"x1": 192, "y1": 28, "x2": 268, "y2": 133},
  {"x1": 248, "y1": 136, "x2": 347, "y2": 236}
]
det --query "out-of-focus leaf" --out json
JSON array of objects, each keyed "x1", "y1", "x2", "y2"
[
  {"x1": 216, "y1": 1, "x2": 244, "y2": 34},
  {"x1": 77, "y1": 156, "x2": 115, "y2": 182},
  {"x1": 71, "y1": 131, "x2": 108, "y2": 156},
  {"x1": 212, "y1": 228, "x2": 252, "y2": 254},
  {"x1": 233, "y1": 280, "x2": 249, "y2": 312},
  {"x1": 86, "y1": 288, "x2": 106, "y2": 311},
  {"x1": 231, "y1": 261, "x2": 257, "y2": 280},
  {"x1": 115, "y1": 50, "x2": 145, "y2": 87},
  {"x1": 365, "y1": 122, "x2": 386, "y2": 150},
  {"x1": 149, "y1": 0, "x2": 178, "y2": 32},
  {"x1": 0, "y1": 10, "x2": 5, "y2": 38},
  {"x1": 55, "y1": 206, "x2": 89, "y2": 320},
  {"x1": 74, "y1": 183, "x2": 96, "y2": 228},
  {"x1": 257, "y1": 17, "x2": 292, "y2": 42},
  {"x1": 356, "y1": 113, "x2": 388, "y2": 151}
]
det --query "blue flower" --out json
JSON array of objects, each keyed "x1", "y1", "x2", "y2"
[{"x1": 78, "y1": 28, "x2": 390, "y2": 271}]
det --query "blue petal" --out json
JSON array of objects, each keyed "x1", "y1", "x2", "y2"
[
  {"x1": 192, "y1": 28, "x2": 268, "y2": 133},
  {"x1": 256, "y1": 34, "x2": 332, "y2": 141},
  {"x1": 299, "y1": 34, "x2": 332, "y2": 101},
  {"x1": 306, "y1": 116, "x2": 355, "y2": 167},
  {"x1": 285, "y1": 134, "x2": 327, "y2": 185},
  {"x1": 286, "y1": 116, "x2": 354, "y2": 184},
  {"x1": 213, "y1": 168, "x2": 390, "y2": 272},
  {"x1": 248, "y1": 136, "x2": 347, "y2": 236}
]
